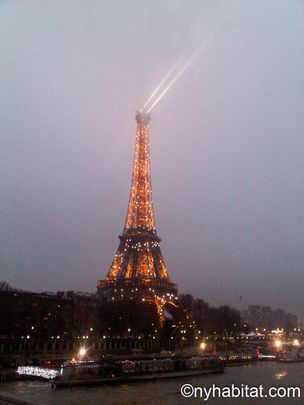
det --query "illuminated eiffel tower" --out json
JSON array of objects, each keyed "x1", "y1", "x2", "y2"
[{"x1": 97, "y1": 112, "x2": 177, "y2": 304}]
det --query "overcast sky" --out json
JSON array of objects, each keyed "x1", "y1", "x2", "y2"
[{"x1": 1, "y1": 1, "x2": 304, "y2": 318}]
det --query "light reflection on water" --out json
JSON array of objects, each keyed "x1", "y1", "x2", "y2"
[
  {"x1": 2, "y1": 362, "x2": 304, "y2": 405},
  {"x1": 275, "y1": 370, "x2": 288, "y2": 380}
]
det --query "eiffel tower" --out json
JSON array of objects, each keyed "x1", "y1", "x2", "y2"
[{"x1": 97, "y1": 112, "x2": 177, "y2": 304}]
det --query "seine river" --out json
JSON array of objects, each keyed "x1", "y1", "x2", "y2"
[{"x1": 2, "y1": 362, "x2": 303, "y2": 404}]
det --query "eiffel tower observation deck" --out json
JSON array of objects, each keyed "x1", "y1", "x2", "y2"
[{"x1": 97, "y1": 112, "x2": 177, "y2": 302}]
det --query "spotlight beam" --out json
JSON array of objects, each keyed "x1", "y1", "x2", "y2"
[
  {"x1": 141, "y1": 61, "x2": 181, "y2": 112},
  {"x1": 146, "y1": 46, "x2": 204, "y2": 113},
  {"x1": 141, "y1": 6, "x2": 242, "y2": 113}
]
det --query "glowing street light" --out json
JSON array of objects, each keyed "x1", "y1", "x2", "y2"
[
  {"x1": 78, "y1": 347, "x2": 87, "y2": 357},
  {"x1": 274, "y1": 340, "x2": 282, "y2": 349},
  {"x1": 293, "y1": 339, "x2": 300, "y2": 347},
  {"x1": 200, "y1": 342, "x2": 206, "y2": 351}
]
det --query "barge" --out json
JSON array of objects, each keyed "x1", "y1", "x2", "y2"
[{"x1": 51, "y1": 355, "x2": 224, "y2": 388}]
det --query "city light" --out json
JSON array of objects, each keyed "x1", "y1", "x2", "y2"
[
  {"x1": 274, "y1": 340, "x2": 282, "y2": 349},
  {"x1": 78, "y1": 347, "x2": 87, "y2": 357},
  {"x1": 17, "y1": 366, "x2": 58, "y2": 380},
  {"x1": 293, "y1": 339, "x2": 300, "y2": 347},
  {"x1": 200, "y1": 342, "x2": 206, "y2": 351},
  {"x1": 272, "y1": 328, "x2": 284, "y2": 335}
]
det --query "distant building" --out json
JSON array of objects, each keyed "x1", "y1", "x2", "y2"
[
  {"x1": 285, "y1": 313, "x2": 298, "y2": 329},
  {"x1": 242, "y1": 305, "x2": 298, "y2": 331},
  {"x1": 0, "y1": 290, "x2": 100, "y2": 355}
]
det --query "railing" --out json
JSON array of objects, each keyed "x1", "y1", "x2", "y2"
[{"x1": 0, "y1": 392, "x2": 37, "y2": 405}]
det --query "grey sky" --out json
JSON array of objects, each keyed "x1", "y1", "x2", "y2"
[{"x1": 1, "y1": 1, "x2": 304, "y2": 318}]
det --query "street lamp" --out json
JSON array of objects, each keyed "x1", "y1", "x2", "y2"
[
  {"x1": 200, "y1": 342, "x2": 206, "y2": 351},
  {"x1": 78, "y1": 347, "x2": 87, "y2": 358},
  {"x1": 274, "y1": 339, "x2": 282, "y2": 349}
]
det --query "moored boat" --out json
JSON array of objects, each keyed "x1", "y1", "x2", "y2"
[
  {"x1": 257, "y1": 348, "x2": 277, "y2": 362},
  {"x1": 218, "y1": 351, "x2": 257, "y2": 366},
  {"x1": 51, "y1": 355, "x2": 224, "y2": 388},
  {"x1": 258, "y1": 354, "x2": 276, "y2": 361},
  {"x1": 277, "y1": 349, "x2": 304, "y2": 363}
]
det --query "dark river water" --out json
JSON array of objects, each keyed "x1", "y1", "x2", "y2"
[{"x1": 2, "y1": 362, "x2": 303, "y2": 404}]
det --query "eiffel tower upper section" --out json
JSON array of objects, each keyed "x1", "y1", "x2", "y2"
[
  {"x1": 97, "y1": 112, "x2": 177, "y2": 301},
  {"x1": 124, "y1": 112, "x2": 156, "y2": 234}
]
